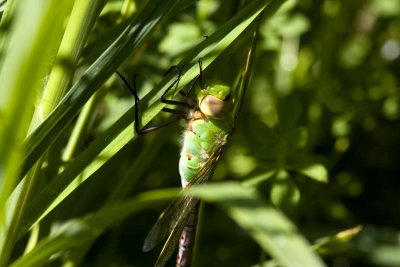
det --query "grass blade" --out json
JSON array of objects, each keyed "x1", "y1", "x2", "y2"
[
  {"x1": 16, "y1": 0, "x2": 273, "y2": 241},
  {"x1": 190, "y1": 182, "x2": 326, "y2": 267}
]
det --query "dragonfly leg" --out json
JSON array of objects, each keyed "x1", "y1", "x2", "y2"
[
  {"x1": 197, "y1": 58, "x2": 205, "y2": 89},
  {"x1": 163, "y1": 65, "x2": 180, "y2": 77},
  {"x1": 164, "y1": 65, "x2": 192, "y2": 101},
  {"x1": 159, "y1": 64, "x2": 193, "y2": 109},
  {"x1": 186, "y1": 58, "x2": 206, "y2": 98},
  {"x1": 116, "y1": 71, "x2": 189, "y2": 135},
  {"x1": 163, "y1": 63, "x2": 188, "y2": 78}
]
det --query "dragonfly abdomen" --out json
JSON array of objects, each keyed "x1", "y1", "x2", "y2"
[{"x1": 176, "y1": 201, "x2": 200, "y2": 267}]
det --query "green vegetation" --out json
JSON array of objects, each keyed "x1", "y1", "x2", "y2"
[{"x1": 0, "y1": 0, "x2": 399, "y2": 266}]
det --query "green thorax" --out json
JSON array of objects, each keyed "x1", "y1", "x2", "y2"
[{"x1": 179, "y1": 81, "x2": 234, "y2": 187}]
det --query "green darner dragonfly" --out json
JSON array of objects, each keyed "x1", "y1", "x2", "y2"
[{"x1": 117, "y1": 28, "x2": 258, "y2": 267}]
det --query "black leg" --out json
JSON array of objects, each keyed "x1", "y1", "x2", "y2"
[
  {"x1": 163, "y1": 65, "x2": 179, "y2": 77},
  {"x1": 116, "y1": 72, "x2": 145, "y2": 134},
  {"x1": 116, "y1": 70, "x2": 189, "y2": 135},
  {"x1": 159, "y1": 64, "x2": 192, "y2": 108},
  {"x1": 198, "y1": 58, "x2": 205, "y2": 89},
  {"x1": 186, "y1": 58, "x2": 206, "y2": 98}
]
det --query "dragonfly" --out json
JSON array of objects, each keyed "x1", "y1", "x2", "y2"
[{"x1": 117, "y1": 27, "x2": 258, "y2": 267}]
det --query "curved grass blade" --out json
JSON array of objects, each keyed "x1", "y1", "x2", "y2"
[
  {"x1": 21, "y1": 0, "x2": 194, "y2": 177},
  {"x1": 190, "y1": 182, "x2": 326, "y2": 267},
  {"x1": 15, "y1": 0, "x2": 271, "y2": 242},
  {"x1": 8, "y1": 188, "x2": 179, "y2": 267},
  {"x1": 13, "y1": 0, "x2": 196, "y2": 239},
  {"x1": 0, "y1": 0, "x2": 75, "y2": 265}
]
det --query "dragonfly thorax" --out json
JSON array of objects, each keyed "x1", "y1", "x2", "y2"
[{"x1": 187, "y1": 109, "x2": 206, "y2": 121}]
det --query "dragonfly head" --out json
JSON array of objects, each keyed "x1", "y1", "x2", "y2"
[{"x1": 198, "y1": 82, "x2": 232, "y2": 119}]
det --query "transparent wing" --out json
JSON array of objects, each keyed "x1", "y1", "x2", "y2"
[
  {"x1": 153, "y1": 197, "x2": 200, "y2": 267},
  {"x1": 142, "y1": 147, "x2": 224, "y2": 266}
]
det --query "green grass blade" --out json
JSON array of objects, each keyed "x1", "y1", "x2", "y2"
[
  {"x1": 0, "y1": 0, "x2": 74, "y2": 265},
  {"x1": 190, "y1": 182, "x2": 326, "y2": 267},
  {"x1": 17, "y1": 110, "x2": 135, "y2": 239},
  {"x1": 63, "y1": 131, "x2": 172, "y2": 264},
  {"x1": 15, "y1": 0, "x2": 274, "y2": 240},
  {"x1": 136, "y1": 0, "x2": 273, "y2": 129},
  {"x1": 30, "y1": 0, "x2": 107, "y2": 128},
  {"x1": 9, "y1": 188, "x2": 179, "y2": 267},
  {"x1": 22, "y1": 0, "x2": 195, "y2": 177},
  {"x1": 9, "y1": 220, "x2": 97, "y2": 267}
]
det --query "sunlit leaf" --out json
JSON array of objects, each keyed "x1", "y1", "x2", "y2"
[
  {"x1": 190, "y1": 182, "x2": 325, "y2": 267},
  {"x1": 271, "y1": 170, "x2": 300, "y2": 209},
  {"x1": 298, "y1": 163, "x2": 328, "y2": 183}
]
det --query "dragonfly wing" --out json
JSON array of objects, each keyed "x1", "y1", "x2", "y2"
[
  {"x1": 154, "y1": 197, "x2": 199, "y2": 267},
  {"x1": 142, "y1": 194, "x2": 187, "y2": 252},
  {"x1": 143, "y1": 146, "x2": 224, "y2": 266}
]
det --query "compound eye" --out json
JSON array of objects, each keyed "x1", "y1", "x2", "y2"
[{"x1": 199, "y1": 95, "x2": 231, "y2": 118}]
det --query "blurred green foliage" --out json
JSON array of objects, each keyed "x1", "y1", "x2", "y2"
[{"x1": 0, "y1": 0, "x2": 399, "y2": 266}]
